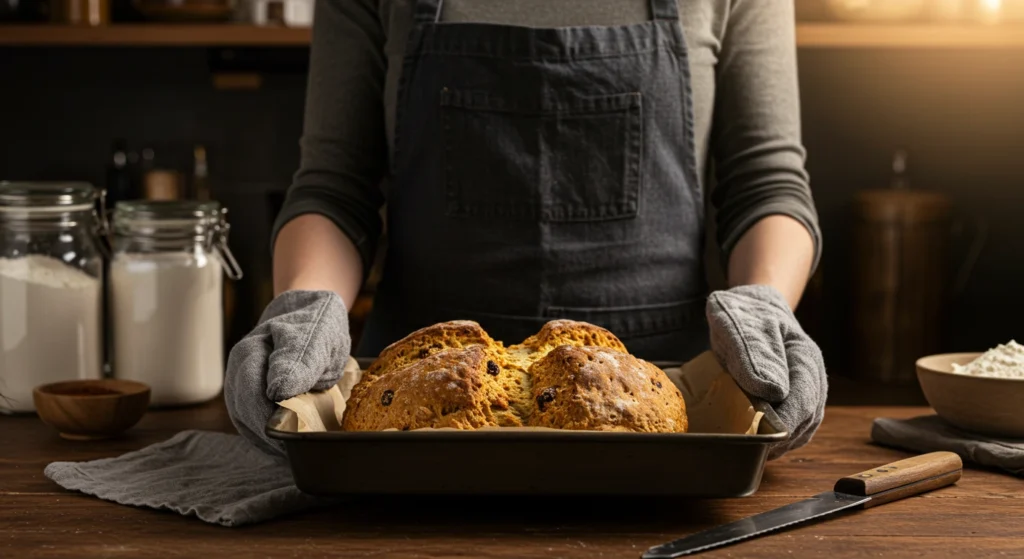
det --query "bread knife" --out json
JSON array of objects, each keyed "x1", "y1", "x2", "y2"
[{"x1": 642, "y1": 451, "x2": 963, "y2": 559}]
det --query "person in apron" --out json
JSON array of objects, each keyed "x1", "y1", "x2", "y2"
[
  {"x1": 364, "y1": 0, "x2": 708, "y2": 363},
  {"x1": 225, "y1": 0, "x2": 827, "y2": 459}
]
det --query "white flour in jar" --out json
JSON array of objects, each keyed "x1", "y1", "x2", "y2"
[
  {"x1": 111, "y1": 252, "x2": 224, "y2": 406},
  {"x1": 0, "y1": 255, "x2": 102, "y2": 413},
  {"x1": 952, "y1": 341, "x2": 1024, "y2": 379}
]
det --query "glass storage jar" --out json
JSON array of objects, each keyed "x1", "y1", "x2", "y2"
[
  {"x1": 0, "y1": 182, "x2": 106, "y2": 413},
  {"x1": 110, "y1": 200, "x2": 241, "y2": 407}
]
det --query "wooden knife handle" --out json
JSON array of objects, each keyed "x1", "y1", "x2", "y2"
[{"x1": 834, "y1": 451, "x2": 963, "y2": 508}]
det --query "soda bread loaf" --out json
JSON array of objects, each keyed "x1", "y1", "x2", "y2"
[{"x1": 342, "y1": 320, "x2": 687, "y2": 433}]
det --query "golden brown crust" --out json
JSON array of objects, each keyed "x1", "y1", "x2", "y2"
[
  {"x1": 342, "y1": 319, "x2": 686, "y2": 433},
  {"x1": 350, "y1": 320, "x2": 498, "y2": 405},
  {"x1": 363, "y1": 320, "x2": 498, "y2": 382},
  {"x1": 504, "y1": 319, "x2": 628, "y2": 375},
  {"x1": 510, "y1": 319, "x2": 627, "y2": 355},
  {"x1": 342, "y1": 346, "x2": 523, "y2": 431},
  {"x1": 526, "y1": 346, "x2": 687, "y2": 433}
]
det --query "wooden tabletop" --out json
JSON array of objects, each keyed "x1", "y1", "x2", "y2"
[{"x1": 2, "y1": 403, "x2": 1021, "y2": 558}]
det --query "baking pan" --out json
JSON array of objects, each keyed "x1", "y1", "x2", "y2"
[{"x1": 266, "y1": 359, "x2": 788, "y2": 498}]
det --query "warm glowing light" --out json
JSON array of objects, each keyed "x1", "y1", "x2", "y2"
[{"x1": 976, "y1": 0, "x2": 1004, "y2": 24}]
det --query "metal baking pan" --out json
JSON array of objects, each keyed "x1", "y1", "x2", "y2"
[{"x1": 266, "y1": 359, "x2": 788, "y2": 498}]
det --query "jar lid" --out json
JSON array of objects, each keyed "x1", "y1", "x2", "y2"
[
  {"x1": 114, "y1": 200, "x2": 221, "y2": 222},
  {"x1": 0, "y1": 181, "x2": 97, "y2": 210},
  {"x1": 115, "y1": 201, "x2": 218, "y2": 246},
  {"x1": 112, "y1": 199, "x2": 243, "y2": 281}
]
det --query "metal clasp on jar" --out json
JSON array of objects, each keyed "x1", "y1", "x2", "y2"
[
  {"x1": 92, "y1": 187, "x2": 113, "y2": 259},
  {"x1": 210, "y1": 206, "x2": 243, "y2": 280}
]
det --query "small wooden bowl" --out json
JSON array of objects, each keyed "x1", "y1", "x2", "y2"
[
  {"x1": 33, "y1": 380, "x2": 151, "y2": 441},
  {"x1": 916, "y1": 353, "x2": 1024, "y2": 438}
]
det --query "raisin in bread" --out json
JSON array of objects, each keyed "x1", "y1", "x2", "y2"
[{"x1": 341, "y1": 319, "x2": 687, "y2": 433}]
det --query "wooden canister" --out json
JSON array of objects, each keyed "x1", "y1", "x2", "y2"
[{"x1": 851, "y1": 190, "x2": 952, "y2": 383}]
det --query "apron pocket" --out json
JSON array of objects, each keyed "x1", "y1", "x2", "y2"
[{"x1": 440, "y1": 88, "x2": 642, "y2": 223}]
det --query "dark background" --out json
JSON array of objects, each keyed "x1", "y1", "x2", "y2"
[{"x1": 1, "y1": 45, "x2": 1022, "y2": 380}]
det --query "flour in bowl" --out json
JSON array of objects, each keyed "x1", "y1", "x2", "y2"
[{"x1": 952, "y1": 341, "x2": 1024, "y2": 379}]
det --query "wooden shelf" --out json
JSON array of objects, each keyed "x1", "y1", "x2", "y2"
[
  {"x1": 1, "y1": 23, "x2": 1024, "y2": 48},
  {"x1": 797, "y1": 23, "x2": 1024, "y2": 49},
  {"x1": 0, "y1": 24, "x2": 310, "y2": 46}
]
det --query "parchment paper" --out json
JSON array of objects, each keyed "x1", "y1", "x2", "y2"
[
  {"x1": 277, "y1": 350, "x2": 763, "y2": 435},
  {"x1": 277, "y1": 359, "x2": 361, "y2": 433}
]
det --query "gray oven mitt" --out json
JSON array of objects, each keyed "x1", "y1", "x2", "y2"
[
  {"x1": 224, "y1": 289, "x2": 352, "y2": 456},
  {"x1": 872, "y1": 415, "x2": 1024, "y2": 477},
  {"x1": 707, "y1": 284, "x2": 828, "y2": 459},
  {"x1": 44, "y1": 290, "x2": 351, "y2": 526}
]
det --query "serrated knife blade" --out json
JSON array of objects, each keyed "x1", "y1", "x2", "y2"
[
  {"x1": 642, "y1": 452, "x2": 964, "y2": 559},
  {"x1": 641, "y1": 491, "x2": 868, "y2": 559}
]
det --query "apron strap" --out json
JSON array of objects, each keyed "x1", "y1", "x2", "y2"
[
  {"x1": 413, "y1": 0, "x2": 444, "y2": 23},
  {"x1": 649, "y1": 0, "x2": 680, "y2": 21}
]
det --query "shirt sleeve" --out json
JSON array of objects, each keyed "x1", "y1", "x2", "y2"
[
  {"x1": 709, "y1": 0, "x2": 822, "y2": 275},
  {"x1": 271, "y1": 0, "x2": 388, "y2": 278}
]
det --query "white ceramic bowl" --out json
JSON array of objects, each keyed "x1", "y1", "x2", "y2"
[{"x1": 916, "y1": 353, "x2": 1024, "y2": 438}]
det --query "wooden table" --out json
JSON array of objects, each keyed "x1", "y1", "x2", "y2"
[{"x1": 3, "y1": 404, "x2": 1021, "y2": 558}]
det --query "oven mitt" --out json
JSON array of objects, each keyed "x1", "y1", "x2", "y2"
[
  {"x1": 224, "y1": 289, "x2": 352, "y2": 456},
  {"x1": 707, "y1": 284, "x2": 828, "y2": 459},
  {"x1": 872, "y1": 415, "x2": 1024, "y2": 477},
  {"x1": 44, "y1": 290, "x2": 352, "y2": 527}
]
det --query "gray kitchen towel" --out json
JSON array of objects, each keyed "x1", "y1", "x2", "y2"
[
  {"x1": 44, "y1": 430, "x2": 327, "y2": 526},
  {"x1": 707, "y1": 284, "x2": 828, "y2": 459},
  {"x1": 43, "y1": 289, "x2": 351, "y2": 526},
  {"x1": 872, "y1": 415, "x2": 1024, "y2": 477}
]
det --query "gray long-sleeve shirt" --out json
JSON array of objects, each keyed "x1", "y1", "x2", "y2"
[{"x1": 273, "y1": 0, "x2": 821, "y2": 279}]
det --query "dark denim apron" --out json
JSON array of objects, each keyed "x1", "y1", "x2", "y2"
[{"x1": 357, "y1": 0, "x2": 709, "y2": 362}]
